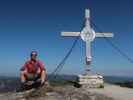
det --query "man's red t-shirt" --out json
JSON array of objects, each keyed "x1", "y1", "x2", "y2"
[{"x1": 21, "y1": 60, "x2": 45, "y2": 74}]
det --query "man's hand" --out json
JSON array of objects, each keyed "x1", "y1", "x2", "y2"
[
  {"x1": 41, "y1": 79, "x2": 45, "y2": 86},
  {"x1": 26, "y1": 81, "x2": 34, "y2": 86}
]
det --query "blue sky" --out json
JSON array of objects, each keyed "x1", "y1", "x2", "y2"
[{"x1": 0, "y1": 0, "x2": 133, "y2": 76}]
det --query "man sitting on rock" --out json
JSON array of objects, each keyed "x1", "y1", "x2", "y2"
[{"x1": 20, "y1": 51, "x2": 46, "y2": 89}]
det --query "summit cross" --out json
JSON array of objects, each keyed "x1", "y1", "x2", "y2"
[{"x1": 61, "y1": 9, "x2": 113, "y2": 73}]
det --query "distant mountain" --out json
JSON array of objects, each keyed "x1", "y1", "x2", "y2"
[
  {"x1": 0, "y1": 76, "x2": 20, "y2": 92},
  {"x1": 48, "y1": 75, "x2": 133, "y2": 83},
  {"x1": 104, "y1": 76, "x2": 133, "y2": 83},
  {"x1": 0, "y1": 75, "x2": 133, "y2": 93}
]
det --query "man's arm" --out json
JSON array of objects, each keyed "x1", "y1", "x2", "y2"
[
  {"x1": 20, "y1": 62, "x2": 27, "y2": 71},
  {"x1": 20, "y1": 62, "x2": 28, "y2": 83},
  {"x1": 41, "y1": 70, "x2": 46, "y2": 84},
  {"x1": 38, "y1": 61, "x2": 46, "y2": 84}
]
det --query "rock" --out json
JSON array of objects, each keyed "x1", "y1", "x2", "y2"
[
  {"x1": 78, "y1": 74, "x2": 104, "y2": 88},
  {"x1": 0, "y1": 84, "x2": 113, "y2": 100}
]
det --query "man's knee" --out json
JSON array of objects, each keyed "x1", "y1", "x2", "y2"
[
  {"x1": 37, "y1": 68, "x2": 41, "y2": 74},
  {"x1": 20, "y1": 70, "x2": 28, "y2": 83},
  {"x1": 21, "y1": 70, "x2": 28, "y2": 76}
]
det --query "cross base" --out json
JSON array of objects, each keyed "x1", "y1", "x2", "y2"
[{"x1": 78, "y1": 74, "x2": 104, "y2": 88}]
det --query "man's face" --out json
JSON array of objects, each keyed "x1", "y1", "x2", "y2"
[{"x1": 31, "y1": 54, "x2": 37, "y2": 61}]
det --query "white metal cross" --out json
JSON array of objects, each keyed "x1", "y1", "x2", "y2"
[{"x1": 61, "y1": 9, "x2": 114, "y2": 73}]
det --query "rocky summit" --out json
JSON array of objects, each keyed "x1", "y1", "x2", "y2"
[{"x1": 0, "y1": 83, "x2": 113, "y2": 100}]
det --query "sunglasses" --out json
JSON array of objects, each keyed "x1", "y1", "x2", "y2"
[{"x1": 31, "y1": 54, "x2": 37, "y2": 56}]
